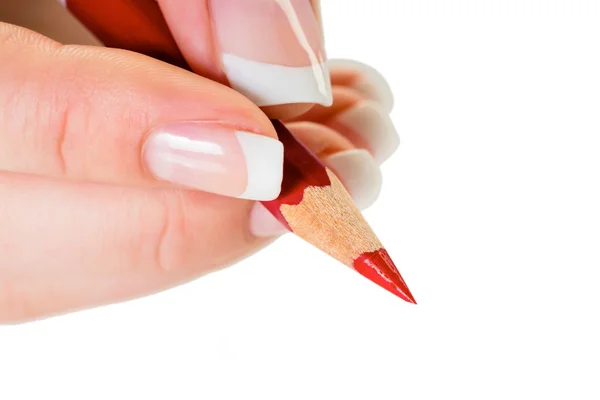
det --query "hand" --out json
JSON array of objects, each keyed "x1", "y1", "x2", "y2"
[{"x1": 0, "y1": 0, "x2": 399, "y2": 323}]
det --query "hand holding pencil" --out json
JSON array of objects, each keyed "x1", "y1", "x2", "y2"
[{"x1": 0, "y1": 0, "x2": 413, "y2": 323}]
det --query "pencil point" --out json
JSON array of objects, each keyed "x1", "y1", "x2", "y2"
[{"x1": 353, "y1": 249, "x2": 417, "y2": 304}]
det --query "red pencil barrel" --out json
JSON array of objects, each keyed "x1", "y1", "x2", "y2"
[{"x1": 260, "y1": 121, "x2": 332, "y2": 229}]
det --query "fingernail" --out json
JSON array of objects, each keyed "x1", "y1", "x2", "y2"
[
  {"x1": 328, "y1": 59, "x2": 395, "y2": 112},
  {"x1": 328, "y1": 101, "x2": 400, "y2": 164},
  {"x1": 325, "y1": 149, "x2": 382, "y2": 210},
  {"x1": 144, "y1": 122, "x2": 283, "y2": 200},
  {"x1": 249, "y1": 202, "x2": 289, "y2": 238},
  {"x1": 210, "y1": 0, "x2": 332, "y2": 107}
]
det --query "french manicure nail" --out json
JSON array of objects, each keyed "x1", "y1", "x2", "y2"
[
  {"x1": 144, "y1": 122, "x2": 283, "y2": 200},
  {"x1": 249, "y1": 202, "x2": 289, "y2": 238},
  {"x1": 328, "y1": 59, "x2": 395, "y2": 112},
  {"x1": 328, "y1": 101, "x2": 400, "y2": 165},
  {"x1": 210, "y1": 0, "x2": 332, "y2": 107},
  {"x1": 325, "y1": 149, "x2": 382, "y2": 210}
]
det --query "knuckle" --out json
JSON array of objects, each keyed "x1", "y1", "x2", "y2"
[
  {"x1": 42, "y1": 97, "x2": 71, "y2": 176},
  {"x1": 43, "y1": 46, "x2": 92, "y2": 178},
  {"x1": 146, "y1": 191, "x2": 192, "y2": 275},
  {"x1": 42, "y1": 45, "x2": 153, "y2": 182},
  {"x1": 22, "y1": 79, "x2": 75, "y2": 177},
  {"x1": 2, "y1": 34, "x2": 152, "y2": 182},
  {"x1": 132, "y1": 191, "x2": 254, "y2": 279},
  {"x1": 0, "y1": 27, "x2": 72, "y2": 177}
]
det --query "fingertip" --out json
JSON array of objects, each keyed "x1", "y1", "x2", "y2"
[
  {"x1": 325, "y1": 149, "x2": 382, "y2": 210},
  {"x1": 261, "y1": 104, "x2": 315, "y2": 120},
  {"x1": 286, "y1": 121, "x2": 354, "y2": 157},
  {"x1": 209, "y1": 0, "x2": 332, "y2": 108},
  {"x1": 235, "y1": 131, "x2": 284, "y2": 201},
  {"x1": 327, "y1": 100, "x2": 400, "y2": 164},
  {"x1": 329, "y1": 59, "x2": 395, "y2": 112},
  {"x1": 144, "y1": 123, "x2": 283, "y2": 201}
]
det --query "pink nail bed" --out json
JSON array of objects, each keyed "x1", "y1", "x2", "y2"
[{"x1": 144, "y1": 122, "x2": 283, "y2": 201}]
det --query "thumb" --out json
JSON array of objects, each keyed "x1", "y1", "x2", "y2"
[{"x1": 0, "y1": 22, "x2": 284, "y2": 201}]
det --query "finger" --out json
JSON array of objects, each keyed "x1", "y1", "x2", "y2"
[
  {"x1": 291, "y1": 59, "x2": 395, "y2": 121},
  {"x1": 0, "y1": 173, "x2": 267, "y2": 323},
  {"x1": 0, "y1": 23, "x2": 283, "y2": 201},
  {"x1": 286, "y1": 121, "x2": 354, "y2": 157},
  {"x1": 292, "y1": 86, "x2": 400, "y2": 164},
  {"x1": 62, "y1": 0, "x2": 327, "y2": 119},
  {"x1": 289, "y1": 122, "x2": 382, "y2": 210},
  {"x1": 291, "y1": 59, "x2": 398, "y2": 163},
  {"x1": 156, "y1": 0, "x2": 331, "y2": 118},
  {"x1": 0, "y1": 119, "x2": 381, "y2": 322},
  {"x1": 290, "y1": 85, "x2": 364, "y2": 123},
  {"x1": 329, "y1": 59, "x2": 395, "y2": 112},
  {"x1": 249, "y1": 121, "x2": 383, "y2": 238},
  {"x1": 324, "y1": 98, "x2": 399, "y2": 165}
]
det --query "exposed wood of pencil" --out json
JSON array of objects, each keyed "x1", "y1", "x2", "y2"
[{"x1": 279, "y1": 168, "x2": 382, "y2": 266}]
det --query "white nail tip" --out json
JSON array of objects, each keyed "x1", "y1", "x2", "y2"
[
  {"x1": 235, "y1": 131, "x2": 284, "y2": 201},
  {"x1": 222, "y1": 53, "x2": 332, "y2": 107},
  {"x1": 334, "y1": 101, "x2": 400, "y2": 164},
  {"x1": 328, "y1": 59, "x2": 394, "y2": 112},
  {"x1": 326, "y1": 149, "x2": 382, "y2": 210}
]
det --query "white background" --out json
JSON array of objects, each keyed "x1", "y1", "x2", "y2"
[{"x1": 2, "y1": 1, "x2": 600, "y2": 399}]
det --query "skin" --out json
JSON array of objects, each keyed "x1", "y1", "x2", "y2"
[{"x1": 0, "y1": 0, "x2": 389, "y2": 323}]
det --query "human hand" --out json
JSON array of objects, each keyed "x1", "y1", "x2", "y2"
[{"x1": 0, "y1": 0, "x2": 399, "y2": 322}]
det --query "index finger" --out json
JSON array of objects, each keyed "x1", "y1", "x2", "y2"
[
  {"x1": 157, "y1": 0, "x2": 332, "y2": 117},
  {"x1": 63, "y1": 0, "x2": 331, "y2": 118}
]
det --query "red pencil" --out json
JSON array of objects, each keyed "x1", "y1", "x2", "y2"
[
  {"x1": 64, "y1": 0, "x2": 416, "y2": 303},
  {"x1": 265, "y1": 121, "x2": 415, "y2": 303}
]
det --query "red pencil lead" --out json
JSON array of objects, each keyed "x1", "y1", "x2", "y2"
[{"x1": 354, "y1": 249, "x2": 417, "y2": 304}]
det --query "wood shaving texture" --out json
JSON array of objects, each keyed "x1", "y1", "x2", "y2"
[{"x1": 280, "y1": 169, "x2": 382, "y2": 266}]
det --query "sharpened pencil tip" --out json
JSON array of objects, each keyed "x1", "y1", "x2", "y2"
[{"x1": 353, "y1": 248, "x2": 417, "y2": 304}]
